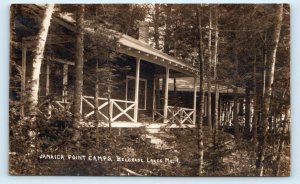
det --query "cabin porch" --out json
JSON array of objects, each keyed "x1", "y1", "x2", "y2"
[{"x1": 21, "y1": 40, "x2": 198, "y2": 129}]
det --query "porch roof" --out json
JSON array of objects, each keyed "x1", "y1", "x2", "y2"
[
  {"x1": 25, "y1": 4, "x2": 199, "y2": 77},
  {"x1": 117, "y1": 35, "x2": 199, "y2": 77}
]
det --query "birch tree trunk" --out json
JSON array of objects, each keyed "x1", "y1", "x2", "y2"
[
  {"x1": 207, "y1": 6, "x2": 212, "y2": 132},
  {"x1": 28, "y1": 4, "x2": 55, "y2": 116},
  {"x1": 196, "y1": 5, "x2": 205, "y2": 176},
  {"x1": 213, "y1": 7, "x2": 219, "y2": 134},
  {"x1": 73, "y1": 5, "x2": 85, "y2": 143},
  {"x1": 25, "y1": 5, "x2": 54, "y2": 174},
  {"x1": 256, "y1": 4, "x2": 283, "y2": 176},
  {"x1": 212, "y1": 8, "x2": 220, "y2": 173}
]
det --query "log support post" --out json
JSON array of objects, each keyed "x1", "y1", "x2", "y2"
[
  {"x1": 163, "y1": 67, "x2": 169, "y2": 123},
  {"x1": 134, "y1": 58, "x2": 141, "y2": 122},
  {"x1": 152, "y1": 78, "x2": 156, "y2": 121},
  {"x1": 193, "y1": 76, "x2": 197, "y2": 124}
]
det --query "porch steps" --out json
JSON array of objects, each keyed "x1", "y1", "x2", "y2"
[{"x1": 144, "y1": 128, "x2": 176, "y2": 150}]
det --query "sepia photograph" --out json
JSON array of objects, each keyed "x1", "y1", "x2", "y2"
[{"x1": 9, "y1": 3, "x2": 290, "y2": 176}]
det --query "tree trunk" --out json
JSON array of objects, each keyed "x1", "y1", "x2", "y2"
[
  {"x1": 26, "y1": 4, "x2": 54, "y2": 172},
  {"x1": 273, "y1": 106, "x2": 290, "y2": 176},
  {"x1": 94, "y1": 60, "x2": 102, "y2": 144},
  {"x1": 154, "y1": 4, "x2": 160, "y2": 50},
  {"x1": 107, "y1": 89, "x2": 112, "y2": 132},
  {"x1": 164, "y1": 4, "x2": 172, "y2": 54},
  {"x1": 28, "y1": 4, "x2": 55, "y2": 116},
  {"x1": 233, "y1": 49, "x2": 240, "y2": 140},
  {"x1": 245, "y1": 88, "x2": 251, "y2": 139},
  {"x1": 262, "y1": 32, "x2": 267, "y2": 97},
  {"x1": 73, "y1": 5, "x2": 85, "y2": 143},
  {"x1": 212, "y1": 7, "x2": 219, "y2": 175},
  {"x1": 213, "y1": 7, "x2": 219, "y2": 134},
  {"x1": 94, "y1": 60, "x2": 100, "y2": 122},
  {"x1": 256, "y1": 4, "x2": 283, "y2": 176},
  {"x1": 196, "y1": 5, "x2": 205, "y2": 176},
  {"x1": 207, "y1": 6, "x2": 212, "y2": 132},
  {"x1": 252, "y1": 55, "x2": 258, "y2": 144}
]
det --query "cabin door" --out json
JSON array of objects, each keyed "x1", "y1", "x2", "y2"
[{"x1": 125, "y1": 76, "x2": 147, "y2": 110}]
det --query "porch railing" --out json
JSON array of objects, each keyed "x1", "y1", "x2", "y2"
[
  {"x1": 81, "y1": 96, "x2": 136, "y2": 122},
  {"x1": 38, "y1": 99, "x2": 71, "y2": 118},
  {"x1": 154, "y1": 106, "x2": 195, "y2": 125},
  {"x1": 37, "y1": 96, "x2": 136, "y2": 122},
  {"x1": 167, "y1": 106, "x2": 195, "y2": 125}
]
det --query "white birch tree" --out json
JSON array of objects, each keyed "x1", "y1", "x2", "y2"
[{"x1": 28, "y1": 4, "x2": 55, "y2": 116}]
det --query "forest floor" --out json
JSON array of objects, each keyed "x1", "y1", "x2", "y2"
[{"x1": 9, "y1": 124, "x2": 290, "y2": 176}]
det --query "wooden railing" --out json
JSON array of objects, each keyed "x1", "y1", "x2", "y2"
[
  {"x1": 167, "y1": 106, "x2": 195, "y2": 125},
  {"x1": 81, "y1": 96, "x2": 135, "y2": 122},
  {"x1": 154, "y1": 106, "x2": 195, "y2": 125},
  {"x1": 38, "y1": 96, "x2": 135, "y2": 122},
  {"x1": 38, "y1": 99, "x2": 71, "y2": 118},
  {"x1": 153, "y1": 109, "x2": 164, "y2": 123}
]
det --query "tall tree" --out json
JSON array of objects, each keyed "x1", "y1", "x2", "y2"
[
  {"x1": 153, "y1": 4, "x2": 160, "y2": 50},
  {"x1": 252, "y1": 55, "x2": 258, "y2": 144},
  {"x1": 273, "y1": 105, "x2": 290, "y2": 176},
  {"x1": 26, "y1": 4, "x2": 55, "y2": 157},
  {"x1": 73, "y1": 5, "x2": 85, "y2": 143},
  {"x1": 196, "y1": 4, "x2": 205, "y2": 176},
  {"x1": 207, "y1": 6, "x2": 213, "y2": 131},
  {"x1": 163, "y1": 4, "x2": 172, "y2": 54},
  {"x1": 213, "y1": 6, "x2": 219, "y2": 133},
  {"x1": 22, "y1": 4, "x2": 55, "y2": 174},
  {"x1": 28, "y1": 4, "x2": 55, "y2": 116},
  {"x1": 94, "y1": 60, "x2": 100, "y2": 122},
  {"x1": 256, "y1": 4, "x2": 284, "y2": 176}
]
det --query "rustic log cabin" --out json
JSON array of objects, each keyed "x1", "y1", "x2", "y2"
[{"x1": 11, "y1": 4, "x2": 248, "y2": 130}]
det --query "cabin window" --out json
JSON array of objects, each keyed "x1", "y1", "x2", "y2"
[{"x1": 126, "y1": 76, "x2": 147, "y2": 110}]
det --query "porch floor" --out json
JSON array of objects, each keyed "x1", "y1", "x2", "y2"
[{"x1": 79, "y1": 121, "x2": 196, "y2": 128}]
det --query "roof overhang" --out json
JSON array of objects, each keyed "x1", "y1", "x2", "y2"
[
  {"x1": 117, "y1": 35, "x2": 198, "y2": 77},
  {"x1": 24, "y1": 4, "x2": 199, "y2": 77}
]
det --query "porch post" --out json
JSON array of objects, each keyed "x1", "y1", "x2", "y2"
[
  {"x1": 21, "y1": 44, "x2": 27, "y2": 118},
  {"x1": 125, "y1": 76, "x2": 128, "y2": 107},
  {"x1": 163, "y1": 67, "x2": 169, "y2": 123},
  {"x1": 134, "y1": 58, "x2": 141, "y2": 122},
  {"x1": 152, "y1": 78, "x2": 156, "y2": 121},
  {"x1": 155, "y1": 78, "x2": 161, "y2": 121},
  {"x1": 193, "y1": 76, "x2": 197, "y2": 124}
]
